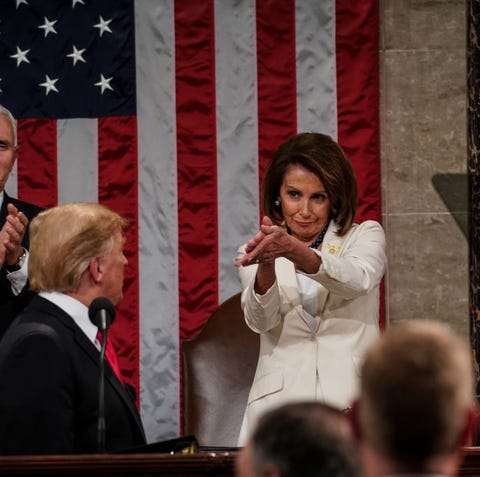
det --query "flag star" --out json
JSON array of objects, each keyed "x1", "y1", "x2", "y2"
[
  {"x1": 67, "y1": 45, "x2": 86, "y2": 66},
  {"x1": 93, "y1": 16, "x2": 112, "y2": 37},
  {"x1": 16, "y1": 0, "x2": 28, "y2": 7},
  {"x1": 10, "y1": 46, "x2": 30, "y2": 66},
  {"x1": 38, "y1": 17, "x2": 58, "y2": 38},
  {"x1": 39, "y1": 75, "x2": 59, "y2": 95},
  {"x1": 72, "y1": 0, "x2": 85, "y2": 6},
  {"x1": 94, "y1": 74, "x2": 114, "y2": 94}
]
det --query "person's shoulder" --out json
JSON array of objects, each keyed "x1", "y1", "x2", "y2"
[
  {"x1": 15, "y1": 295, "x2": 60, "y2": 322},
  {"x1": 356, "y1": 219, "x2": 384, "y2": 230},
  {"x1": 1, "y1": 299, "x2": 66, "y2": 349},
  {"x1": 5, "y1": 195, "x2": 44, "y2": 217},
  {"x1": 348, "y1": 219, "x2": 385, "y2": 239}
]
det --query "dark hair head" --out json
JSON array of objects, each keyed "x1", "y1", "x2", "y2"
[
  {"x1": 250, "y1": 402, "x2": 360, "y2": 477},
  {"x1": 262, "y1": 133, "x2": 357, "y2": 236}
]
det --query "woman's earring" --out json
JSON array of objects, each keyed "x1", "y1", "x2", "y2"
[{"x1": 274, "y1": 199, "x2": 281, "y2": 207}]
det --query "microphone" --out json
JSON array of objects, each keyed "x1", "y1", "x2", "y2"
[
  {"x1": 89, "y1": 296, "x2": 116, "y2": 332},
  {"x1": 88, "y1": 297, "x2": 116, "y2": 454}
]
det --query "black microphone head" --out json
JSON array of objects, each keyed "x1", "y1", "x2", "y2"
[{"x1": 88, "y1": 297, "x2": 116, "y2": 328}]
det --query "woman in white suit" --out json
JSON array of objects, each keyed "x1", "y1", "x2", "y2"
[{"x1": 235, "y1": 133, "x2": 386, "y2": 445}]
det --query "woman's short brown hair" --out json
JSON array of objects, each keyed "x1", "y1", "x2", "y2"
[{"x1": 262, "y1": 133, "x2": 357, "y2": 236}]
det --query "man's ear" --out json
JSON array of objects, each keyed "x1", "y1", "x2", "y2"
[
  {"x1": 89, "y1": 257, "x2": 102, "y2": 284},
  {"x1": 350, "y1": 399, "x2": 363, "y2": 442}
]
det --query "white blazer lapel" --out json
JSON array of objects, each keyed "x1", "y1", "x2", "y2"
[{"x1": 321, "y1": 220, "x2": 343, "y2": 258}]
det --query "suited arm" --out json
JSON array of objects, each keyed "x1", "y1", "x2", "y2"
[
  {"x1": 0, "y1": 331, "x2": 75, "y2": 455},
  {"x1": 301, "y1": 220, "x2": 386, "y2": 299},
  {"x1": 237, "y1": 247, "x2": 283, "y2": 333}
]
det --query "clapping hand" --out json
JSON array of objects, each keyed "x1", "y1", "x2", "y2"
[
  {"x1": 2, "y1": 203, "x2": 28, "y2": 268},
  {"x1": 235, "y1": 216, "x2": 293, "y2": 267}
]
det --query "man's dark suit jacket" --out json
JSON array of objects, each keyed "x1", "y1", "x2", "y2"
[
  {"x1": 0, "y1": 295, "x2": 147, "y2": 455},
  {"x1": 0, "y1": 192, "x2": 43, "y2": 338}
]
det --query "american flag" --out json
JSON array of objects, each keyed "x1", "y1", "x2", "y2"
[{"x1": 0, "y1": 0, "x2": 380, "y2": 442}]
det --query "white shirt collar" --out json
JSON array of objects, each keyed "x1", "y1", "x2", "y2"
[{"x1": 39, "y1": 291, "x2": 98, "y2": 345}]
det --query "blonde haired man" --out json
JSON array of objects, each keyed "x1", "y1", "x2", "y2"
[
  {"x1": 352, "y1": 320, "x2": 478, "y2": 477},
  {"x1": 0, "y1": 202, "x2": 146, "y2": 454}
]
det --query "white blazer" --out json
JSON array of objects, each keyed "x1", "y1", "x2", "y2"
[{"x1": 236, "y1": 220, "x2": 386, "y2": 445}]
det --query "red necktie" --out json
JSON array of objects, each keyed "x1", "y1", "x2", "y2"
[{"x1": 96, "y1": 330, "x2": 123, "y2": 383}]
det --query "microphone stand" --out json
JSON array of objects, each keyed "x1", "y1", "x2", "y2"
[
  {"x1": 95, "y1": 306, "x2": 110, "y2": 454},
  {"x1": 89, "y1": 297, "x2": 116, "y2": 454},
  {"x1": 97, "y1": 331, "x2": 107, "y2": 454}
]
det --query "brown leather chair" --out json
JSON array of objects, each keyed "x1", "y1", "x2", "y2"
[{"x1": 182, "y1": 293, "x2": 259, "y2": 448}]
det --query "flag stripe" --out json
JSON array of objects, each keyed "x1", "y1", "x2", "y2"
[
  {"x1": 256, "y1": 0, "x2": 297, "y2": 184},
  {"x1": 215, "y1": 0, "x2": 260, "y2": 304},
  {"x1": 17, "y1": 119, "x2": 58, "y2": 208},
  {"x1": 98, "y1": 116, "x2": 140, "y2": 393},
  {"x1": 335, "y1": 0, "x2": 381, "y2": 222},
  {"x1": 135, "y1": 0, "x2": 180, "y2": 440},
  {"x1": 175, "y1": 0, "x2": 219, "y2": 341},
  {"x1": 295, "y1": 0, "x2": 337, "y2": 138},
  {"x1": 57, "y1": 118, "x2": 98, "y2": 204},
  {"x1": 335, "y1": 0, "x2": 383, "y2": 328}
]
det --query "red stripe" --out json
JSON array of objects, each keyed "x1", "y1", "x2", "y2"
[
  {"x1": 256, "y1": 0, "x2": 297, "y2": 191},
  {"x1": 335, "y1": 0, "x2": 384, "y2": 328},
  {"x1": 98, "y1": 116, "x2": 140, "y2": 399},
  {"x1": 17, "y1": 119, "x2": 58, "y2": 208},
  {"x1": 175, "y1": 1, "x2": 218, "y2": 341},
  {"x1": 335, "y1": 0, "x2": 381, "y2": 223}
]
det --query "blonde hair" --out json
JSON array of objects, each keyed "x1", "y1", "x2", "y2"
[
  {"x1": 360, "y1": 320, "x2": 475, "y2": 467},
  {"x1": 29, "y1": 202, "x2": 127, "y2": 293}
]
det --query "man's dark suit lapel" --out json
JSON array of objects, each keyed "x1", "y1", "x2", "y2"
[
  {"x1": 36, "y1": 297, "x2": 146, "y2": 441},
  {"x1": 0, "y1": 193, "x2": 8, "y2": 227},
  {"x1": 69, "y1": 321, "x2": 146, "y2": 440}
]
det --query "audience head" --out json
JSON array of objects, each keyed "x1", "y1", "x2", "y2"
[
  {"x1": 236, "y1": 401, "x2": 361, "y2": 477},
  {"x1": 261, "y1": 132, "x2": 357, "y2": 236},
  {"x1": 0, "y1": 105, "x2": 18, "y2": 192},
  {"x1": 29, "y1": 202, "x2": 128, "y2": 305},
  {"x1": 354, "y1": 319, "x2": 477, "y2": 475}
]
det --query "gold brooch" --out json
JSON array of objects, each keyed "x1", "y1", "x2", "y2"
[{"x1": 327, "y1": 243, "x2": 339, "y2": 254}]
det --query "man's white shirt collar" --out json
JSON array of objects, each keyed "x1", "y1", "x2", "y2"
[{"x1": 39, "y1": 291, "x2": 98, "y2": 345}]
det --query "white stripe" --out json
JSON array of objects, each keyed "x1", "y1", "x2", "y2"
[
  {"x1": 295, "y1": 0, "x2": 337, "y2": 139},
  {"x1": 135, "y1": 0, "x2": 179, "y2": 442},
  {"x1": 215, "y1": 0, "x2": 259, "y2": 304},
  {"x1": 57, "y1": 118, "x2": 98, "y2": 204}
]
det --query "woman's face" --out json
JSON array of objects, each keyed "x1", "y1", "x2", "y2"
[{"x1": 278, "y1": 163, "x2": 331, "y2": 244}]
